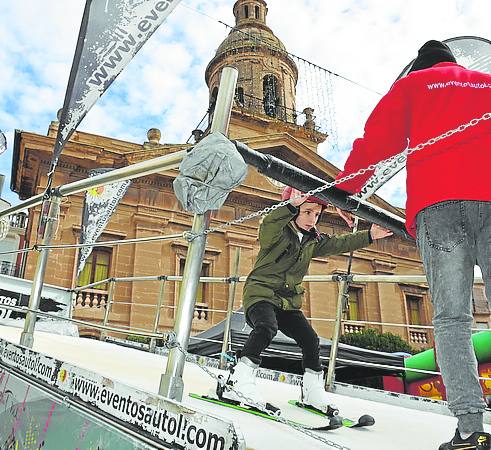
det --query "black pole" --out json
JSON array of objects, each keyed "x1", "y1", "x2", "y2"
[{"x1": 232, "y1": 140, "x2": 411, "y2": 240}]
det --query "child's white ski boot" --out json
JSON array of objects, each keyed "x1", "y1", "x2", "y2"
[
  {"x1": 301, "y1": 369, "x2": 340, "y2": 418},
  {"x1": 218, "y1": 357, "x2": 279, "y2": 414}
]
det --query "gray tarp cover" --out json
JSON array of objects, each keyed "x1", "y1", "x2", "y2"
[{"x1": 173, "y1": 132, "x2": 247, "y2": 214}]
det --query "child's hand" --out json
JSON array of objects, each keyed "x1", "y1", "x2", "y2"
[
  {"x1": 370, "y1": 224, "x2": 393, "y2": 240},
  {"x1": 289, "y1": 188, "x2": 308, "y2": 207},
  {"x1": 335, "y1": 207, "x2": 354, "y2": 228}
]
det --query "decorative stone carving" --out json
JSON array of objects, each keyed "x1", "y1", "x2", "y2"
[
  {"x1": 146, "y1": 128, "x2": 161, "y2": 144},
  {"x1": 371, "y1": 259, "x2": 397, "y2": 274}
]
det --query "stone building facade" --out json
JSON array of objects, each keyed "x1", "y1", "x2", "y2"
[
  {"x1": 0, "y1": 175, "x2": 27, "y2": 278},
  {"x1": 10, "y1": 0, "x2": 490, "y2": 349}
]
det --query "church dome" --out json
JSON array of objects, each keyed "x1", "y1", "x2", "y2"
[
  {"x1": 215, "y1": 25, "x2": 287, "y2": 56},
  {"x1": 213, "y1": 0, "x2": 288, "y2": 58}
]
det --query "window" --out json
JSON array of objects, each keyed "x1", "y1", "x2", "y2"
[
  {"x1": 236, "y1": 87, "x2": 245, "y2": 106},
  {"x1": 77, "y1": 248, "x2": 111, "y2": 289},
  {"x1": 209, "y1": 86, "x2": 219, "y2": 125},
  {"x1": 209, "y1": 87, "x2": 219, "y2": 112},
  {"x1": 346, "y1": 287, "x2": 362, "y2": 321},
  {"x1": 255, "y1": 5, "x2": 260, "y2": 19},
  {"x1": 0, "y1": 260, "x2": 16, "y2": 276},
  {"x1": 476, "y1": 322, "x2": 489, "y2": 330},
  {"x1": 244, "y1": 5, "x2": 249, "y2": 18},
  {"x1": 178, "y1": 259, "x2": 210, "y2": 307},
  {"x1": 406, "y1": 294, "x2": 422, "y2": 325},
  {"x1": 263, "y1": 75, "x2": 280, "y2": 117}
]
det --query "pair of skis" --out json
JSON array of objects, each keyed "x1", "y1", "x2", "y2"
[{"x1": 189, "y1": 393, "x2": 374, "y2": 431}]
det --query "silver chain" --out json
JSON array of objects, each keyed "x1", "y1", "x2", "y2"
[
  {"x1": 172, "y1": 343, "x2": 351, "y2": 450},
  {"x1": 186, "y1": 112, "x2": 491, "y2": 241}
]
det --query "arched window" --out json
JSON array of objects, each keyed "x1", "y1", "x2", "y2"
[
  {"x1": 209, "y1": 86, "x2": 219, "y2": 123},
  {"x1": 255, "y1": 5, "x2": 260, "y2": 19},
  {"x1": 236, "y1": 87, "x2": 245, "y2": 106},
  {"x1": 209, "y1": 87, "x2": 219, "y2": 111},
  {"x1": 244, "y1": 5, "x2": 249, "y2": 18},
  {"x1": 263, "y1": 75, "x2": 280, "y2": 117}
]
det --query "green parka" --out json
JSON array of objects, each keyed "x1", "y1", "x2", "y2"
[{"x1": 243, "y1": 204, "x2": 371, "y2": 313}]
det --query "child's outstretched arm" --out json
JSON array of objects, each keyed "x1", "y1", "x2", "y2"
[{"x1": 312, "y1": 223, "x2": 392, "y2": 257}]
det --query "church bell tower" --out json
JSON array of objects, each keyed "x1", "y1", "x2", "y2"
[{"x1": 204, "y1": 0, "x2": 326, "y2": 148}]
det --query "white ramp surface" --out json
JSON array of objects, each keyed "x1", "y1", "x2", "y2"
[{"x1": 0, "y1": 325, "x2": 489, "y2": 450}]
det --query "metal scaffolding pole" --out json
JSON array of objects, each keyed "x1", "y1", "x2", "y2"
[
  {"x1": 325, "y1": 279, "x2": 348, "y2": 390},
  {"x1": 159, "y1": 66, "x2": 238, "y2": 401},
  {"x1": 220, "y1": 247, "x2": 241, "y2": 369},
  {"x1": 149, "y1": 277, "x2": 167, "y2": 353},
  {"x1": 99, "y1": 279, "x2": 116, "y2": 341},
  {"x1": 232, "y1": 140, "x2": 409, "y2": 239},
  {"x1": 20, "y1": 194, "x2": 62, "y2": 347}
]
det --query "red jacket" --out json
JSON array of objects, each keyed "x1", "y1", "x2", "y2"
[{"x1": 336, "y1": 62, "x2": 491, "y2": 237}]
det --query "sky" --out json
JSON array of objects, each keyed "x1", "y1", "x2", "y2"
[{"x1": 0, "y1": 0, "x2": 490, "y2": 209}]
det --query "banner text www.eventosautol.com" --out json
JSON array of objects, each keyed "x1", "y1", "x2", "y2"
[
  {"x1": 0, "y1": 339, "x2": 236, "y2": 450},
  {"x1": 71, "y1": 375, "x2": 226, "y2": 450},
  {"x1": 427, "y1": 80, "x2": 491, "y2": 90}
]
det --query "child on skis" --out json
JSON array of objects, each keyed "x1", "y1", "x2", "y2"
[{"x1": 221, "y1": 186, "x2": 392, "y2": 414}]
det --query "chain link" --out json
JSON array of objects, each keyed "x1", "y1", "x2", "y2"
[
  {"x1": 172, "y1": 342, "x2": 351, "y2": 450},
  {"x1": 184, "y1": 112, "x2": 490, "y2": 242}
]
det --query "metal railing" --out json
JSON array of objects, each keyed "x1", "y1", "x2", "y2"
[
  {"x1": 69, "y1": 271, "x2": 488, "y2": 373},
  {"x1": 234, "y1": 92, "x2": 313, "y2": 129},
  {"x1": 1, "y1": 244, "x2": 489, "y2": 403},
  {"x1": 193, "y1": 92, "x2": 323, "y2": 141}
]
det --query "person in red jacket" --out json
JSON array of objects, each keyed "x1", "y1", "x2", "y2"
[{"x1": 335, "y1": 40, "x2": 491, "y2": 450}]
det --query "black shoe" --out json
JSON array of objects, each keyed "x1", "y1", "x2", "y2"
[{"x1": 439, "y1": 429, "x2": 491, "y2": 449}]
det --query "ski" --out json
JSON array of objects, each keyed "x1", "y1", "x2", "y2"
[
  {"x1": 189, "y1": 393, "x2": 343, "y2": 431},
  {"x1": 288, "y1": 400, "x2": 375, "y2": 428}
]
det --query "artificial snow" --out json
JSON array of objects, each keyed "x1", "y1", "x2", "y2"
[{"x1": 0, "y1": 325, "x2": 489, "y2": 450}]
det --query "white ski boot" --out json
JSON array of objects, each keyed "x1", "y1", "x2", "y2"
[
  {"x1": 301, "y1": 369, "x2": 339, "y2": 417},
  {"x1": 220, "y1": 357, "x2": 278, "y2": 413}
]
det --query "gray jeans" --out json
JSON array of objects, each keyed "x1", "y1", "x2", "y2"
[{"x1": 416, "y1": 200, "x2": 491, "y2": 431}]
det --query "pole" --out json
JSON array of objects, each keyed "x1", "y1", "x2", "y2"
[
  {"x1": 232, "y1": 140, "x2": 409, "y2": 239},
  {"x1": 159, "y1": 66, "x2": 238, "y2": 401},
  {"x1": 219, "y1": 247, "x2": 241, "y2": 369},
  {"x1": 149, "y1": 277, "x2": 167, "y2": 353},
  {"x1": 325, "y1": 279, "x2": 348, "y2": 390},
  {"x1": 20, "y1": 194, "x2": 62, "y2": 348},
  {"x1": 325, "y1": 216, "x2": 359, "y2": 390}
]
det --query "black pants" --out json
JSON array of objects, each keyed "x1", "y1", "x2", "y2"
[{"x1": 241, "y1": 301, "x2": 322, "y2": 372}]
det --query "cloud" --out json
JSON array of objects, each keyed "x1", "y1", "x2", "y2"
[{"x1": 1, "y1": 0, "x2": 490, "y2": 210}]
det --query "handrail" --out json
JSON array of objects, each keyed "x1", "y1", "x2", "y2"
[{"x1": 0, "y1": 150, "x2": 188, "y2": 219}]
